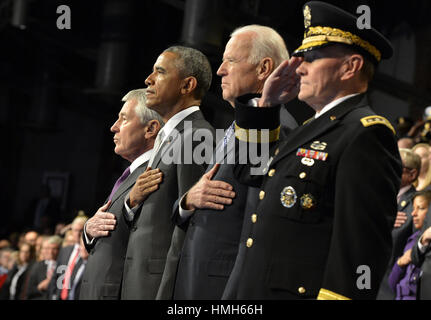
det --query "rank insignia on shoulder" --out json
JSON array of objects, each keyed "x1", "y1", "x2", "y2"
[
  {"x1": 297, "y1": 148, "x2": 328, "y2": 161},
  {"x1": 360, "y1": 116, "x2": 396, "y2": 134},
  {"x1": 280, "y1": 186, "x2": 297, "y2": 208}
]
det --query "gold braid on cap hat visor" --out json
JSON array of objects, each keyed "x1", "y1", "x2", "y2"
[{"x1": 300, "y1": 26, "x2": 381, "y2": 62}]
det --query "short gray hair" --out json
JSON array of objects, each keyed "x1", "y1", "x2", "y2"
[
  {"x1": 163, "y1": 46, "x2": 212, "y2": 100},
  {"x1": 231, "y1": 25, "x2": 290, "y2": 68},
  {"x1": 122, "y1": 89, "x2": 164, "y2": 126},
  {"x1": 46, "y1": 235, "x2": 63, "y2": 246}
]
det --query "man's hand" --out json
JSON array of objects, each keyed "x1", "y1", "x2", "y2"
[
  {"x1": 258, "y1": 56, "x2": 303, "y2": 107},
  {"x1": 129, "y1": 168, "x2": 163, "y2": 208},
  {"x1": 420, "y1": 226, "x2": 431, "y2": 247},
  {"x1": 85, "y1": 201, "x2": 116, "y2": 240},
  {"x1": 37, "y1": 278, "x2": 51, "y2": 292},
  {"x1": 183, "y1": 164, "x2": 236, "y2": 211},
  {"x1": 394, "y1": 211, "x2": 408, "y2": 228}
]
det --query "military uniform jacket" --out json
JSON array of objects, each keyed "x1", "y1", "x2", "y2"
[
  {"x1": 121, "y1": 110, "x2": 215, "y2": 300},
  {"x1": 226, "y1": 93, "x2": 401, "y2": 300}
]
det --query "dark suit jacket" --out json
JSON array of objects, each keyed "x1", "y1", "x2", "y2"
[
  {"x1": 223, "y1": 94, "x2": 401, "y2": 300},
  {"x1": 0, "y1": 263, "x2": 33, "y2": 300},
  {"x1": 172, "y1": 109, "x2": 298, "y2": 300},
  {"x1": 121, "y1": 110, "x2": 215, "y2": 300},
  {"x1": 377, "y1": 185, "x2": 417, "y2": 300},
  {"x1": 79, "y1": 161, "x2": 149, "y2": 300},
  {"x1": 25, "y1": 260, "x2": 50, "y2": 300}
]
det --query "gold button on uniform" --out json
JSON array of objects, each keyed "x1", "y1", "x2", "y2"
[
  {"x1": 246, "y1": 238, "x2": 254, "y2": 248},
  {"x1": 330, "y1": 116, "x2": 337, "y2": 121},
  {"x1": 251, "y1": 214, "x2": 258, "y2": 223},
  {"x1": 298, "y1": 287, "x2": 306, "y2": 294},
  {"x1": 274, "y1": 148, "x2": 280, "y2": 156},
  {"x1": 259, "y1": 191, "x2": 265, "y2": 200},
  {"x1": 299, "y1": 172, "x2": 307, "y2": 179},
  {"x1": 268, "y1": 169, "x2": 276, "y2": 177}
]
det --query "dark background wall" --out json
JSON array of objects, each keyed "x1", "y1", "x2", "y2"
[{"x1": 1, "y1": 0, "x2": 430, "y2": 237}]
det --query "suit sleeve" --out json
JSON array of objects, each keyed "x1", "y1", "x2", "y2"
[{"x1": 318, "y1": 124, "x2": 401, "y2": 300}]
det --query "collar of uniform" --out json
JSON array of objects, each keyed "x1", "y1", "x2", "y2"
[
  {"x1": 315, "y1": 93, "x2": 361, "y2": 119},
  {"x1": 130, "y1": 148, "x2": 153, "y2": 173},
  {"x1": 159, "y1": 106, "x2": 200, "y2": 145}
]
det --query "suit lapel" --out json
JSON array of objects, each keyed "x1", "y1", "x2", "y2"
[
  {"x1": 110, "y1": 161, "x2": 148, "y2": 206},
  {"x1": 152, "y1": 110, "x2": 205, "y2": 168},
  {"x1": 271, "y1": 94, "x2": 367, "y2": 166}
]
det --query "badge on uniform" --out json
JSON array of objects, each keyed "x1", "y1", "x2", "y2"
[
  {"x1": 310, "y1": 141, "x2": 327, "y2": 151},
  {"x1": 300, "y1": 194, "x2": 316, "y2": 210},
  {"x1": 297, "y1": 148, "x2": 328, "y2": 161},
  {"x1": 280, "y1": 186, "x2": 297, "y2": 208}
]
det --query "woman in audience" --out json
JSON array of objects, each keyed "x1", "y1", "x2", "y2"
[{"x1": 388, "y1": 190, "x2": 431, "y2": 299}]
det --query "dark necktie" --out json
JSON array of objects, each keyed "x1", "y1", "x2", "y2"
[{"x1": 108, "y1": 166, "x2": 131, "y2": 201}]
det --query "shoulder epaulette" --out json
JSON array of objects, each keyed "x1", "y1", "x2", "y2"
[{"x1": 360, "y1": 116, "x2": 395, "y2": 135}]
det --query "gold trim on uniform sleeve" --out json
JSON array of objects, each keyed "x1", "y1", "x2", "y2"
[
  {"x1": 360, "y1": 116, "x2": 396, "y2": 135},
  {"x1": 234, "y1": 123, "x2": 280, "y2": 143},
  {"x1": 317, "y1": 288, "x2": 351, "y2": 300}
]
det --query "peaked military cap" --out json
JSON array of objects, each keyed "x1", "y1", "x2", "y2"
[{"x1": 293, "y1": 1, "x2": 393, "y2": 64}]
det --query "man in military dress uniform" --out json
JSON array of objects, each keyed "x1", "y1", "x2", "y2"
[{"x1": 223, "y1": 1, "x2": 402, "y2": 300}]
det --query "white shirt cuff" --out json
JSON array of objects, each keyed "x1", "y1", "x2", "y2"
[
  {"x1": 83, "y1": 223, "x2": 95, "y2": 245},
  {"x1": 179, "y1": 193, "x2": 195, "y2": 220},
  {"x1": 124, "y1": 194, "x2": 142, "y2": 221},
  {"x1": 418, "y1": 235, "x2": 428, "y2": 254},
  {"x1": 247, "y1": 97, "x2": 260, "y2": 107}
]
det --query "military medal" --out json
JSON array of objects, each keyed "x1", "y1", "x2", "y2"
[
  {"x1": 297, "y1": 148, "x2": 328, "y2": 161},
  {"x1": 280, "y1": 186, "x2": 297, "y2": 208},
  {"x1": 300, "y1": 194, "x2": 316, "y2": 210}
]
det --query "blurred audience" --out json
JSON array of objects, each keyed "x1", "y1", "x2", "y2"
[
  {"x1": 25, "y1": 235, "x2": 62, "y2": 300},
  {"x1": 388, "y1": 190, "x2": 431, "y2": 299},
  {"x1": 0, "y1": 242, "x2": 36, "y2": 300},
  {"x1": 62, "y1": 230, "x2": 75, "y2": 248},
  {"x1": 378, "y1": 148, "x2": 421, "y2": 299}
]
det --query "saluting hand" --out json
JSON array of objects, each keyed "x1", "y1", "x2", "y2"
[
  {"x1": 183, "y1": 164, "x2": 236, "y2": 211},
  {"x1": 85, "y1": 200, "x2": 117, "y2": 240},
  {"x1": 258, "y1": 56, "x2": 303, "y2": 107},
  {"x1": 129, "y1": 167, "x2": 163, "y2": 208}
]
